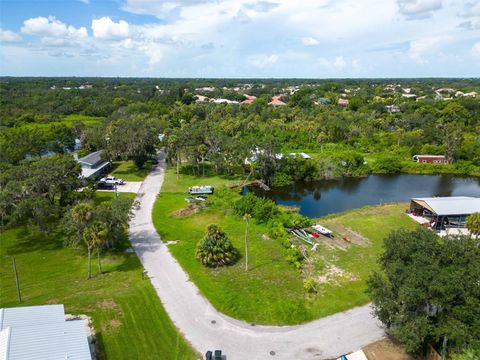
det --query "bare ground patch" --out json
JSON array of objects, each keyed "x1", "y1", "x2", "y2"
[
  {"x1": 316, "y1": 264, "x2": 357, "y2": 286},
  {"x1": 97, "y1": 299, "x2": 119, "y2": 311},
  {"x1": 107, "y1": 319, "x2": 122, "y2": 330},
  {"x1": 322, "y1": 220, "x2": 370, "y2": 246},
  {"x1": 170, "y1": 202, "x2": 207, "y2": 218},
  {"x1": 363, "y1": 337, "x2": 415, "y2": 360}
]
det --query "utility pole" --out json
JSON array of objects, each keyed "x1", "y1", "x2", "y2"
[
  {"x1": 244, "y1": 213, "x2": 251, "y2": 271},
  {"x1": 12, "y1": 257, "x2": 21, "y2": 303}
]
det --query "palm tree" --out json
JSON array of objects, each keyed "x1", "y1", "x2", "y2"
[
  {"x1": 196, "y1": 224, "x2": 238, "y2": 267},
  {"x1": 71, "y1": 202, "x2": 94, "y2": 241},
  {"x1": 83, "y1": 221, "x2": 108, "y2": 278},
  {"x1": 466, "y1": 212, "x2": 480, "y2": 239},
  {"x1": 244, "y1": 213, "x2": 251, "y2": 271}
]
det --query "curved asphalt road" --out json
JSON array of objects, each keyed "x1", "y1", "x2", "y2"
[{"x1": 128, "y1": 153, "x2": 385, "y2": 360}]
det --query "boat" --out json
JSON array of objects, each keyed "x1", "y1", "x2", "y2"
[
  {"x1": 312, "y1": 224, "x2": 333, "y2": 236},
  {"x1": 188, "y1": 186, "x2": 214, "y2": 195}
]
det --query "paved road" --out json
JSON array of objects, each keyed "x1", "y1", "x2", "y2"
[{"x1": 128, "y1": 154, "x2": 385, "y2": 360}]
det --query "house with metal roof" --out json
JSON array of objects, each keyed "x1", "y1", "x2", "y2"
[
  {"x1": 0, "y1": 304, "x2": 92, "y2": 360},
  {"x1": 409, "y1": 196, "x2": 480, "y2": 231},
  {"x1": 76, "y1": 150, "x2": 110, "y2": 179}
]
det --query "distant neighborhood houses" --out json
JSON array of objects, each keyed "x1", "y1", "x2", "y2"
[
  {"x1": 195, "y1": 94, "x2": 289, "y2": 107},
  {"x1": 51, "y1": 84, "x2": 93, "y2": 90},
  {"x1": 269, "y1": 95, "x2": 287, "y2": 107}
]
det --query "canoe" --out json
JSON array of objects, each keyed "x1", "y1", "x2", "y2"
[{"x1": 313, "y1": 224, "x2": 333, "y2": 236}]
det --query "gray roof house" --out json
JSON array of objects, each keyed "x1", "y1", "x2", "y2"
[
  {"x1": 0, "y1": 304, "x2": 92, "y2": 360},
  {"x1": 76, "y1": 150, "x2": 110, "y2": 179}
]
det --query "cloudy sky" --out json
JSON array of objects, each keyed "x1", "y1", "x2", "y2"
[{"x1": 0, "y1": 0, "x2": 479, "y2": 77}]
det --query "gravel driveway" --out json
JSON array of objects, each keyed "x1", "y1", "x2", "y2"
[{"x1": 128, "y1": 152, "x2": 385, "y2": 360}]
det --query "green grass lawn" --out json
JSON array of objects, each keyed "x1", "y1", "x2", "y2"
[
  {"x1": 109, "y1": 161, "x2": 152, "y2": 182},
  {"x1": 0, "y1": 192, "x2": 197, "y2": 360},
  {"x1": 153, "y1": 169, "x2": 419, "y2": 325},
  {"x1": 62, "y1": 114, "x2": 105, "y2": 126},
  {"x1": 161, "y1": 168, "x2": 242, "y2": 193}
]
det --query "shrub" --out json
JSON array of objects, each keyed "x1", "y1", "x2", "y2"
[
  {"x1": 371, "y1": 155, "x2": 402, "y2": 174},
  {"x1": 253, "y1": 198, "x2": 278, "y2": 223},
  {"x1": 233, "y1": 192, "x2": 257, "y2": 217},
  {"x1": 285, "y1": 246, "x2": 303, "y2": 268},
  {"x1": 271, "y1": 172, "x2": 293, "y2": 187},
  {"x1": 196, "y1": 224, "x2": 238, "y2": 267},
  {"x1": 234, "y1": 193, "x2": 278, "y2": 223},
  {"x1": 303, "y1": 277, "x2": 317, "y2": 293},
  {"x1": 278, "y1": 212, "x2": 312, "y2": 229}
]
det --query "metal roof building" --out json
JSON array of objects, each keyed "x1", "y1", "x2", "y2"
[
  {"x1": 411, "y1": 197, "x2": 480, "y2": 216},
  {"x1": 0, "y1": 305, "x2": 92, "y2": 360},
  {"x1": 0, "y1": 305, "x2": 65, "y2": 330},
  {"x1": 410, "y1": 196, "x2": 480, "y2": 230},
  {"x1": 76, "y1": 150, "x2": 110, "y2": 179}
]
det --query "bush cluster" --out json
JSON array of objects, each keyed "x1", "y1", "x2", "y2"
[{"x1": 233, "y1": 193, "x2": 278, "y2": 223}]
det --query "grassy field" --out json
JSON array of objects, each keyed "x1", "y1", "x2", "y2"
[
  {"x1": 0, "y1": 192, "x2": 197, "y2": 360},
  {"x1": 161, "y1": 168, "x2": 242, "y2": 193},
  {"x1": 152, "y1": 169, "x2": 419, "y2": 325},
  {"x1": 62, "y1": 114, "x2": 105, "y2": 126},
  {"x1": 109, "y1": 161, "x2": 153, "y2": 182}
]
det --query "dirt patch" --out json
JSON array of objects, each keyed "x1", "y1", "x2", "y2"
[
  {"x1": 323, "y1": 220, "x2": 370, "y2": 246},
  {"x1": 107, "y1": 319, "x2": 122, "y2": 330},
  {"x1": 363, "y1": 338, "x2": 415, "y2": 360},
  {"x1": 171, "y1": 202, "x2": 207, "y2": 217},
  {"x1": 45, "y1": 298, "x2": 60, "y2": 304},
  {"x1": 97, "y1": 299, "x2": 119, "y2": 311},
  {"x1": 316, "y1": 264, "x2": 357, "y2": 285}
]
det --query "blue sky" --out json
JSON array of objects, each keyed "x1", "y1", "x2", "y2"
[{"x1": 0, "y1": 0, "x2": 479, "y2": 77}]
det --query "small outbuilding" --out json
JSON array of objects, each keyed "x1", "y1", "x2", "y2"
[{"x1": 409, "y1": 196, "x2": 480, "y2": 230}]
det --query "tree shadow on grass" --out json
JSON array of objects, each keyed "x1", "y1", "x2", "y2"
[
  {"x1": 5, "y1": 226, "x2": 64, "y2": 256},
  {"x1": 110, "y1": 252, "x2": 143, "y2": 273}
]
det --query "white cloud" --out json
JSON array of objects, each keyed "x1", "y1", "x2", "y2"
[
  {"x1": 397, "y1": 0, "x2": 442, "y2": 19},
  {"x1": 0, "y1": 29, "x2": 22, "y2": 42},
  {"x1": 472, "y1": 42, "x2": 480, "y2": 58},
  {"x1": 21, "y1": 16, "x2": 87, "y2": 40},
  {"x1": 3, "y1": 0, "x2": 479, "y2": 77},
  {"x1": 91, "y1": 17, "x2": 130, "y2": 40},
  {"x1": 248, "y1": 53, "x2": 279, "y2": 67},
  {"x1": 334, "y1": 56, "x2": 347, "y2": 69},
  {"x1": 301, "y1": 37, "x2": 319, "y2": 46},
  {"x1": 41, "y1": 37, "x2": 67, "y2": 46},
  {"x1": 408, "y1": 35, "x2": 451, "y2": 63},
  {"x1": 233, "y1": 10, "x2": 251, "y2": 24},
  {"x1": 459, "y1": 0, "x2": 480, "y2": 17}
]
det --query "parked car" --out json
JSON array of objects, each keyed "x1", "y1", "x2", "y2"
[
  {"x1": 204, "y1": 350, "x2": 222, "y2": 360},
  {"x1": 96, "y1": 181, "x2": 115, "y2": 189},
  {"x1": 99, "y1": 176, "x2": 125, "y2": 185}
]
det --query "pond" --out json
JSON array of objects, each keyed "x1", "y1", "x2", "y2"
[{"x1": 246, "y1": 174, "x2": 480, "y2": 218}]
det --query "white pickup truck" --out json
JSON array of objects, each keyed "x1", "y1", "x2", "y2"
[{"x1": 99, "y1": 176, "x2": 125, "y2": 185}]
